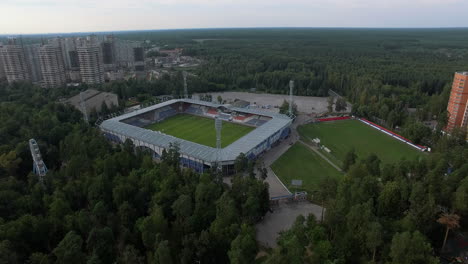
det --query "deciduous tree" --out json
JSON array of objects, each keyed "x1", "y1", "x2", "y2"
[{"x1": 53, "y1": 231, "x2": 85, "y2": 264}]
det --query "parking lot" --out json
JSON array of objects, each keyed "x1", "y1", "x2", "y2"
[
  {"x1": 256, "y1": 201, "x2": 323, "y2": 248},
  {"x1": 193, "y1": 91, "x2": 330, "y2": 114}
]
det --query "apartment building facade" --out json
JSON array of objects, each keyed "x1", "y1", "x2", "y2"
[
  {"x1": 446, "y1": 72, "x2": 468, "y2": 132},
  {"x1": 39, "y1": 44, "x2": 67, "y2": 88},
  {"x1": 76, "y1": 36, "x2": 105, "y2": 85},
  {"x1": 0, "y1": 43, "x2": 30, "y2": 83},
  {"x1": 1, "y1": 35, "x2": 144, "y2": 86}
]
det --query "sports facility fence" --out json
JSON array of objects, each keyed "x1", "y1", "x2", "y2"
[
  {"x1": 315, "y1": 115, "x2": 428, "y2": 152},
  {"x1": 317, "y1": 116, "x2": 351, "y2": 122},
  {"x1": 359, "y1": 118, "x2": 428, "y2": 152}
]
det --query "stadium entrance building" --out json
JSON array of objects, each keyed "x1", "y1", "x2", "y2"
[{"x1": 100, "y1": 99, "x2": 292, "y2": 174}]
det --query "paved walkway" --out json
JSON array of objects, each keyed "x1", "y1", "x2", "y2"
[
  {"x1": 298, "y1": 140, "x2": 343, "y2": 172},
  {"x1": 255, "y1": 114, "x2": 308, "y2": 198},
  {"x1": 264, "y1": 167, "x2": 291, "y2": 197},
  {"x1": 254, "y1": 113, "x2": 329, "y2": 248}
]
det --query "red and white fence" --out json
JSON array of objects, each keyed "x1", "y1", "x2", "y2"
[
  {"x1": 315, "y1": 115, "x2": 428, "y2": 152},
  {"x1": 358, "y1": 118, "x2": 428, "y2": 152}
]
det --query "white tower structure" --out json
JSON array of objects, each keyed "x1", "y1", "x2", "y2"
[
  {"x1": 289, "y1": 80, "x2": 294, "y2": 116},
  {"x1": 215, "y1": 117, "x2": 222, "y2": 149},
  {"x1": 215, "y1": 117, "x2": 223, "y2": 172},
  {"x1": 29, "y1": 139, "x2": 47, "y2": 182},
  {"x1": 183, "y1": 71, "x2": 188, "y2": 99}
]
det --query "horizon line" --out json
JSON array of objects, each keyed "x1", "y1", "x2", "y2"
[{"x1": 2, "y1": 26, "x2": 468, "y2": 37}]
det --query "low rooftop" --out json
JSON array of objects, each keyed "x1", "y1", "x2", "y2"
[{"x1": 66, "y1": 89, "x2": 119, "y2": 114}]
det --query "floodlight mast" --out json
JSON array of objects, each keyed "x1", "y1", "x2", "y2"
[
  {"x1": 215, "y1": 117, "x2": 222, "y2": 149},
  {"x1": 183, "y1": 71, "x2": 188, "y2": 99},
  {"x1": 289, "y1": 80, "x2": 294, "y2": 116},
  {"x1": 215, "y1": 117, "x2": 223, "y2": 173}
]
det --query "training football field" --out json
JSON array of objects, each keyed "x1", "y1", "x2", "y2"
[
  {"x1": 298, "y1": 119, "x2": 424, "y2": 165},
  {"x1": 145, "y1": 114, "x2": 255, "y2": 148},
  {"x1": 271, "y1": 142, "x2": 342, "y2": 193}
]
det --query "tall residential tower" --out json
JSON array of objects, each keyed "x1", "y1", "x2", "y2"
[
  {"x1": 0, "y1": 40, "x2": 30, "y2": 83},
  {"x1": 23, "y1": 44, "x2": 42, "y2": 83},
  {"x1": 446, "y1": 72, "x2": 468, "y2": 132},
  {"x1": 0, "y1": 43, "x2": 5, "y2": 80},
  {"x1": 101, "y1": 35, "x2": 116, "y2": 71},
  {"x1": 38, "y1": 44, "x2": 67, "y2": 88},
  {"x1": 77, "y1": 37, "x2": 105, "y2": 84}
]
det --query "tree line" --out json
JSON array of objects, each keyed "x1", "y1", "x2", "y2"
[
  {"x1": 0, "y1": 82, "x2": 270, "y2": 264},
  {"x1": 2, "y1": 29, "x2": 468, "y2": 263}
]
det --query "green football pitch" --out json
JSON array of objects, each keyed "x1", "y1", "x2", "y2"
[
  {"x1": 271, "y1": 142, "x2": 342, "y2": 193},
  {"x1": 298, "y1": 119, "x2": 424, "y2": 165},
  {"x1": 145, "y1": 114, "x2": 255, "y2": 148}
]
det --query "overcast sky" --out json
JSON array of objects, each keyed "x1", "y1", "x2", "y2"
[{"x1": 1, "y1": 0, "x2": 468, "y2": 34}]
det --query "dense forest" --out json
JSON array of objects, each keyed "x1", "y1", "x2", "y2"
[
  {"x1": 265, "y1": 141, "x2": 468, "y2": 263},
  {"x1": 103, "y1": 29, "x2": 468, "y2": 144},
  {"x1": 1, "y1": 29, "x2": 468, "y2": 263},
  {"x1": 0, "y1": 83, "x2": 269, "y2": 263}
]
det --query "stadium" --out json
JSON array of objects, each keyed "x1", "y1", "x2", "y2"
[{"x1": 99, "y1": 99, "x2": 292, "y2": 174}]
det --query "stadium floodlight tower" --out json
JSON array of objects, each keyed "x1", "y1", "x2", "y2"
[
  {"x1": 183, "y1": 71, "x2": 189, "y2": 99},
  {"x1": 215, "y1": 117, "x2": 222, "y2": 149},
  {"x1": 29, "y1": 139, "x2": 47, "y2": 182},
  {"x1": 80, "y1": 91, "x2": 89, "y2": 123},
  {"x1": 215, "y1": 117, "x2": 223, "y2": 172},
  {"x1": 289, "y1": 80, "x2": 294, "y2": 117}
]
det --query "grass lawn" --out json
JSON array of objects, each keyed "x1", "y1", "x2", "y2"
[
  {"x1": 145, "y1": 114, "x2": 254, "y2": 148},
  {"x1": 271, "y1": 142, "x2": 342, "y2": 193},
  {"x1": 298, "y1": 119, "x2": 424, "y2": 165}
]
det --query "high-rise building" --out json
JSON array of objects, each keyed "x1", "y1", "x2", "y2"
[
  {"x1": 39, "y1": 44, "x2": 66, "y2": 88},
  {"x1": 0, "y1": 40, "x2": 30, "y2": 83},
  {"x1": 23, "y1": 44, "x2": 43, "y2": 83},
  {"x1": 1, "y1": 35, "x2": 144, "y2": 85},
  {"x1": 49, "y1": 37, "x2": 80, "y2": 71},
  {"x1": 102, "y1": 35, "x2": 116, "y2": 69},
  {"x1": 446, "y1": 72, "x2": 468, "y2": 132},
  {"x1": 68, "y1": 50, "x2": 80, "y2": 69},
  {"x1": 115, "y1": 40, "x2": 141, "y2": 67},
  {"x1": 50, "y1": 37, "x2": 81, "y2": 82},
  {"x1": 0, "y1": 62, "x2": 5, "y2": 80},
  {"x1": 0, "y1": 44, "x2": 5, "y2": 80},
  {"x1": 133, "y1": 46, "x2": 145, "y2": 71},
  {"x1": 77, "y1": 37, "x2": 104, "y2": 84}
]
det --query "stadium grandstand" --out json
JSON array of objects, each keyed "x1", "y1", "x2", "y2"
[{"x1": 100, "y1": 99, "x2": 292, "y2": 174}]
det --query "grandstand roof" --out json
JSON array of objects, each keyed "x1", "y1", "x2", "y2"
[{"x1": 100, "y1": 99, "x2": 292, "y2": 163}]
